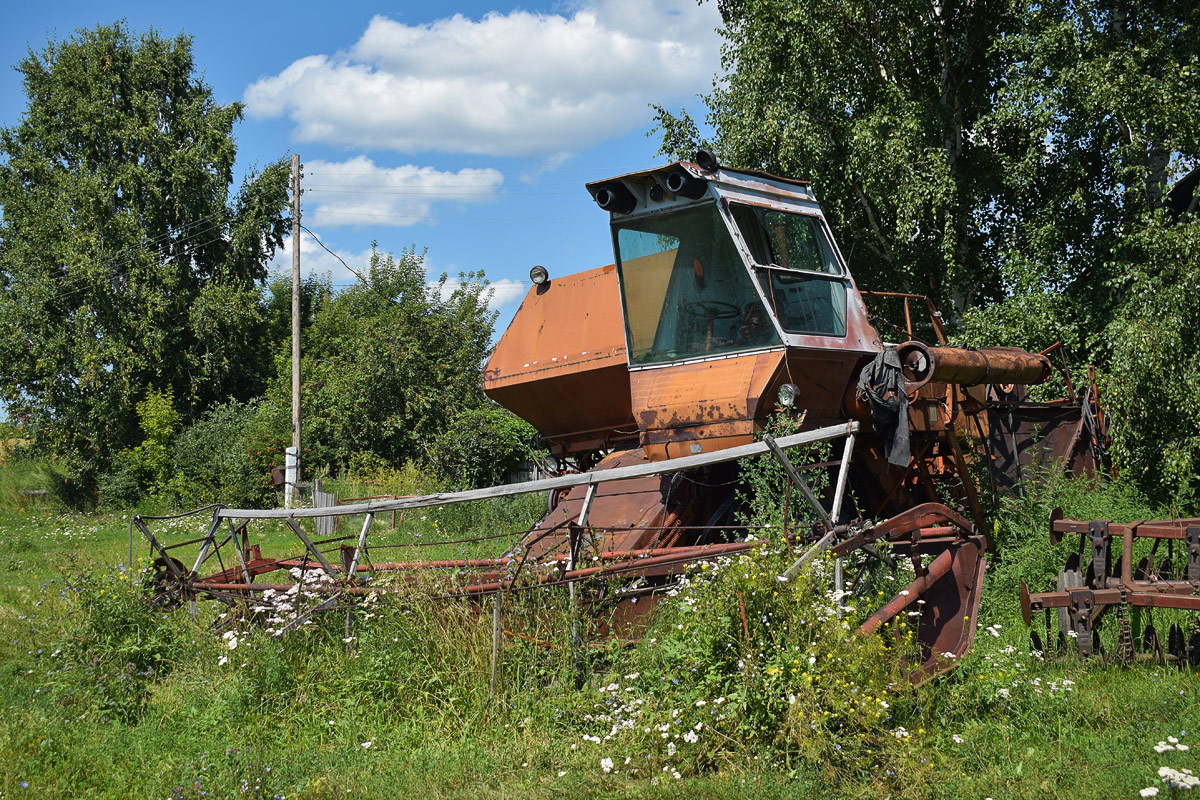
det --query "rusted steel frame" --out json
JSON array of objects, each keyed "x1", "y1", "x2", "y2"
[
  {"x1": 830, "y1": 502, "x2": 971, "y2": 558},
  {"x1": 763, "y1": 433, "x2": 834, "y2": 529},
  {"x1": 224, "y1": 518, "x2": 256, "y2": 590},
  {"x1": 942, "y1": 423, "x2": 985, "y2": 526},
  {"x1": 1051, "y1": 515, "x2": 1200, "y2": 542},
  {"x1": 194, "y1": 540, "x2": 763, "y2": 598},
  {"x1": 450, "y1": 541, "x2": 762, "y2": 596},
  {"x1": 876, "y1": 502, "x2": 974, "y2": 538},
  {"x1": 1023, "y1": 584, "x2": 1200, "y2": 615},
  {"x1": 870, "y1": 437, "x2": 936, "y2": 519},
  {"x1": 910, "y1": 447, "x2": 942, "y2": 506},
  {"x1": 830, "y1": 526, "x2": 963, "y2": 559},
  {"x1": 859, "y1": 291, "x2": 948, "y2": 345},
  {"x1": 217, "y1": 423, "x2": 859, "y2": 521},
  {"x1": 333, "y1": 544, "x2": 759, "y2": 573},
  {"x1": 859, "y1": 543, "x2": 959, "y2": 635},
  {"x1": 283, "y1": 517, "x2": 338, "y2": 577}
]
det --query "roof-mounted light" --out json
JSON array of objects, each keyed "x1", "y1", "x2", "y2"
[
  {"x1": 592, "y1": 182, "x2": 637, "y2": 214},
  {"x1": 666, "y1": 170, "x2": 708, "y2": 200},
  {"x1": 529, "y1": 265, "x2": 549, "y2": 285}
]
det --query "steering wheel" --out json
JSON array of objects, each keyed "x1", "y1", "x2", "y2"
[{"x1": 683, "y1": 300, "x2": 741, "y2": 320}]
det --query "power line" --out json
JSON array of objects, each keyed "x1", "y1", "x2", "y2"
[
  {"x1": 312, "y1": 209, "x2": 589, "y2": 221},
  {"x1": 299, "y1": 224, "x2": 369, "y2": 286}
]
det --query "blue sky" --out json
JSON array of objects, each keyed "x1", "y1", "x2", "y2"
[{"x1": 2, "y1": 0, "x2": 723, "y2": 335}]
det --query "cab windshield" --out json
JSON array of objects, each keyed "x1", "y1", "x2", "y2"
[
  {"x1": 614, "y1": 204, "x2": 781, "y2": 365},
  {"x1": 730, "y1": 204, "x2": 848, "y2": 337}
]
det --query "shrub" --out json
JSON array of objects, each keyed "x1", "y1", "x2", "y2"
[
  {"x1": 172, "y1": 398, "x2": 277, "y2": 508},
  {"x1": 427, "y1": 402, "x2": 537, "y2": 489}
]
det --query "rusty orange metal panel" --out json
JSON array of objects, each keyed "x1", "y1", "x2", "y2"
[
  {"x1": 631, "y1": 350, "x2": 786, "y2": 460},
  {"x1": 483, "y1": 265, "x2": 635, "y2": 451}
]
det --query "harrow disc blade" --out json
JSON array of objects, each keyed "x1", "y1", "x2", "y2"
[{"x1": 1144, "y1": 623, "x2": 1165, "y2": 665}]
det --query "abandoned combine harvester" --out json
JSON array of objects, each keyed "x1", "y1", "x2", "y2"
[{"x1": 137, "y1": 152, "x2": 1108, "y2": 681}]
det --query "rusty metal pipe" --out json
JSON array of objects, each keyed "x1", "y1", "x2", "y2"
[
  {"x1": 859, "y1": 546, "x2": 956, "y2": 635},
  {"x1": 898, "y1": 341, "x2": 1051, "y2": 391}
]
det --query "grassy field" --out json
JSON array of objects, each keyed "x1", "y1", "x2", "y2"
[{"x1": 0, "y1": 474, "x2": 1198, "y2": 799}]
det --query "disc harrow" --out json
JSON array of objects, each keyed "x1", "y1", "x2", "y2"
[{"x1": 1020, "y1": 508, "x2": 1200, "y2": 663}]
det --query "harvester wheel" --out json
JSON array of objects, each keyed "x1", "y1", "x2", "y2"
[{"x1": 147, "y1": 556, "x2": 189, "y2": 609}]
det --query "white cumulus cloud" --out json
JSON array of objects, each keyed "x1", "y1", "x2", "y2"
[
  {"x1": 431, "y1": 276, "x2": 528, "y2": 311},
  {"x1": 302, "y1": 156, "x2": 504, "y2": 228},
  {"x1": 245, "y1": 0, "x2": 721, "y2": 156}
]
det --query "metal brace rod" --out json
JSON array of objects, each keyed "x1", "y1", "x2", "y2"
[
  {"x1": 135, "y1": 517, "x2": 187, "y2": 582},
  {"x1": 829, "y1": 433, "x2": 856, "y2": 605},
  {"x1": 830, "y1": 433, "x2": 857, "y2": 522},
  {"x1": 227, "y1": 519, "x2": 254, "y2": 589},
  {"x1": 779, "y1": 529, "x2": 838, "y2": 583},
  {"x1": 220, "y1": 422, "x2": 859, "y2": 520},
  {"x1": 347, "y1": 513, "x2": 374, "y2": 577},
  {"x1": 284, "y1": 517, "x2": 338, "y2": 577},
  {"x1": 569, "y1": 482, "x2": 595, "y2": 689},
  {"x1": 763, "y1": 433, "x2": 834, "y2": 530},
  {"x1": 189, "y1": 516, "x2": 224, "y2": 577}
]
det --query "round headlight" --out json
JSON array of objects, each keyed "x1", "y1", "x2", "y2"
[
  {"x1": 529, "y1": 265, "x2": 549, "y2": 285},
  {"x1": 777, "y1": 382, "x2": 800, "y2": 408}
]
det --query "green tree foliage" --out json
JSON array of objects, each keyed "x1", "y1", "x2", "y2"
[
  {"x1": 97, "y1": 388, "x2": 182, "y2": 507},
  {"x1": 170, "y1": 398, "x2": 279, "y2": 507},
  {"x1": 264, "y1": 270, "x2": 333, "y2": 350},
  {"x1": 1103, "y1": 215, "x2": 1200, "y2": 508},
  {"x1": 0, "y1": 23, "x2": 290, "y2": 484},
  {"x1": 661, "y1": 0, "x2": 1016, "y2": 312},
  {"x1": 263, "y1": 246, "x2": 496, "y2": 473}
]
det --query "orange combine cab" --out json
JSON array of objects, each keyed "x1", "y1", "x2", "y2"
[{"x1": 486, "y1": 157, "x2": 882, "y2": 461}]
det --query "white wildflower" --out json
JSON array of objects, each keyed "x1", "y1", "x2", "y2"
[{"x1": 601, "y1": 757, "x2": 614, "y2": 774}]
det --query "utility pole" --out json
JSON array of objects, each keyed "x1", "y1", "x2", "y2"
[{"x1": 288, "y1": 153, "x2": 302, "y2": 508}]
